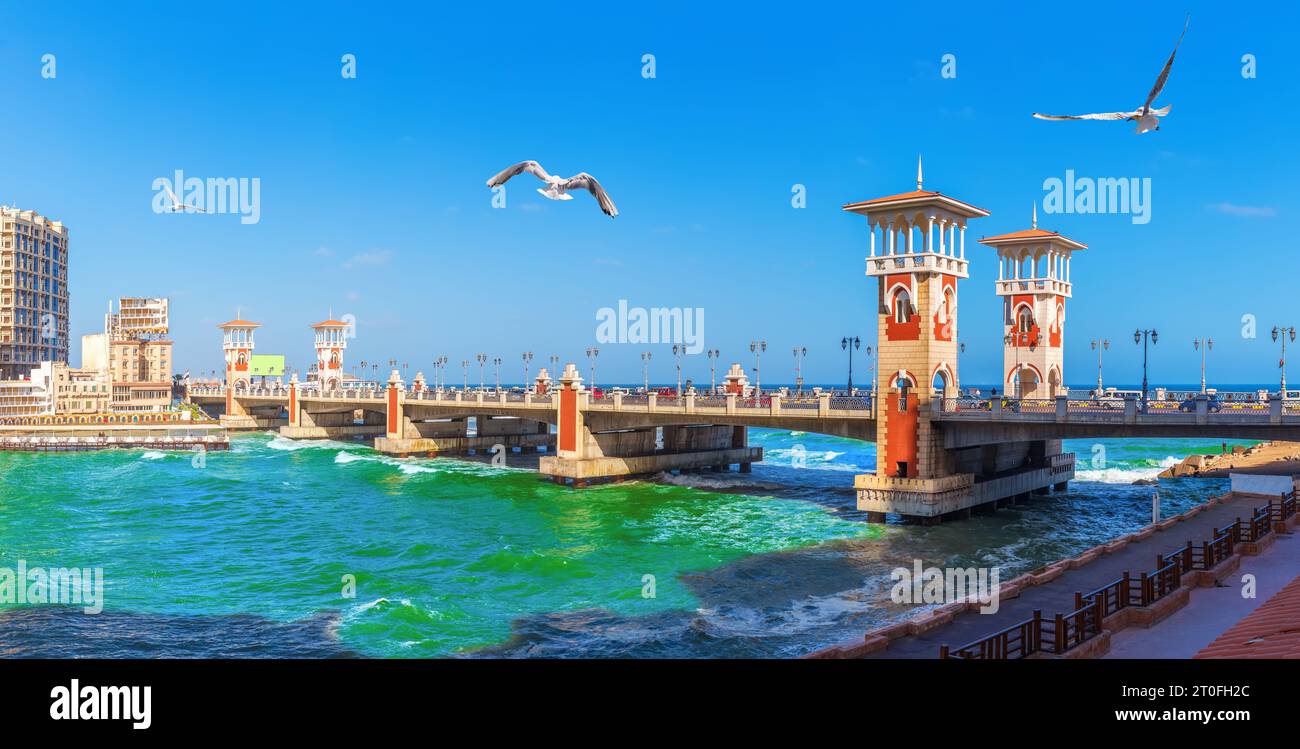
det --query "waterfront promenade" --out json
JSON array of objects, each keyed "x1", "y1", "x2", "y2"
[
  {"x1": 809, "y1": 489, "x2": 1295, "y2": 659},
  {"x1": 1106, "y1": 532, "x2": 1299, "y2": 658}
]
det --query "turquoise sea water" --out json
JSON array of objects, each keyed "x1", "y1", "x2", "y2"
[{"x1": 0, "y1": 429, "x2": 1249, "y2": 657}]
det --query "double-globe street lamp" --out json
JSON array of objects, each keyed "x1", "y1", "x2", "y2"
[
  {"x1": 1134, "y1": 329, "x2": 1158, "y2": 408},
  {"x1": 750, "y1": 340, "x2": 766, "y2": 396},
  {"x1": 1273, "y1": 326, "x2": 1296, "y2": 395},
  {"x1": 793, "y1": 346, "x2": 806, "y2": 395},
  {"x1": 706, "y1": 349, "x2": 720, "y2": 393},
  {"x1": 1193, "y1": 337, "x2": 1212, "y2": 394},
  {"x1": 1091, "y1": 339, "x2": 1109, "y2": 396},
  {"x1": 841, "y1": 336, "x2": 859, "y2": 394}
]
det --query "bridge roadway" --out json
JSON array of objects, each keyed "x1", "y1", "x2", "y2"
[
  {"x1": 186, "y1": 386, "x2": 879, "y2": 440},
  {"x1": 190, "y1": 387, "x2": 1300, "y2": 437},
  {"x1": 187, "y1": 385, "x2": 1300, "y2": 520},
  {"x1": 936, "y1": 395, "x2": 1300, "y2": 448}
]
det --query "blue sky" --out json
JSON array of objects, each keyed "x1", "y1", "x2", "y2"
[{"x1": 1, "y1": 1, "x2": 1295, "y2": 386}]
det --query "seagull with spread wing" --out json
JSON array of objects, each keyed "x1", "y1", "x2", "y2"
[
  {"x1": 1033, "y1": 15, "x2": 1189, "y2": 134},
  {"x1": 162, "y1": 185, "x2": 208, "y2": 213},
  {"x1": 485, "y1": 160, "x2": 619, "y2": 217}
]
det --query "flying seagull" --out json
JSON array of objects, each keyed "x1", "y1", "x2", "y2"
[
  {"x1": 485, "y1": 160, "x2": 619, "y2": 217},
  {"x1": 1033, "y1": 15, "x2": 1189, "y2": 134},
  {"x1": 162, "y1": 185, "x2": 208, "y2": 213}
]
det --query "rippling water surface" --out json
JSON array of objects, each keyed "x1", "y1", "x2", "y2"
[{"x1": 0, "y1": 430, "x2": 1246, "y2": 657}]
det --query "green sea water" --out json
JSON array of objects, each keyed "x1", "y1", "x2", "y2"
[{"x1": 0, "y1": 430, "x2": 1241, "y2": 657}]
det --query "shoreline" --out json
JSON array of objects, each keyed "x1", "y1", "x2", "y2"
[{"x1": 1158, "y1": 440, "x2": 1300, "y2": 479}]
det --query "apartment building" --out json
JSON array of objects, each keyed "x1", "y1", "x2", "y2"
[{"x1": 0, "y1": 207, "x2": 70, "y2": 379}]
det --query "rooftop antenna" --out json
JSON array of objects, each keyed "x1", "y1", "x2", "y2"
[{"x1": 916, "y1": 155, "x2": 923, "y2": 190}]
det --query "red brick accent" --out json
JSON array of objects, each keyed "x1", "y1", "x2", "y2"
[
  {"x1": 1195, "y1": 575, "x2": 1300, "y2": 658},
  {"x1": 883, "y1": 391, "x2": 918, "y2": 478}
]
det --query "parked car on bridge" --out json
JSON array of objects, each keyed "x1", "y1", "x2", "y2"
[
  {"x1": 978, "y1": 397, "x2": 1021, "y2": 413},
  {"x1": 1178, "y1": 395, "x2": 1222, "y2": 413}
]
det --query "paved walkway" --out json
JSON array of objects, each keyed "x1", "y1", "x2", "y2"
[
  {"x1": 870, "y1": 493, "x2": 1279, "y2": 659},
  {"x1": 1105, "y1": 533, "x2": 1298, "y2": 658}
]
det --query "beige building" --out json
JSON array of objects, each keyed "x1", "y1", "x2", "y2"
[
  {"x1": 85, "y1": 298, "x2": 174, "y2": 411},
  {"x1": 51, "y1": 361, "x2": 110, "y2": 414},
  {"x1": 0, "y1": 361, "x2": 54, "y2": 418},
  {"x1": 0, "y1": 207, "x2": 70, "y2": 379}
]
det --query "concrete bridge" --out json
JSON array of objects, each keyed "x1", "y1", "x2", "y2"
[
  {"x1": 189, "y1": 371, "x2": 1300, "y2": 525},
  {"x1": 186, "y1": 368, "x2": 878, "y2": 489}
]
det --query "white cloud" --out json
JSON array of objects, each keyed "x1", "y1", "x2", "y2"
[
  {"x1": 342, "y1": 249, "x2": 392, "y2": 269},
  {"x1": 1208, "y1": 203, "x2": 1276, "y2": 218}
]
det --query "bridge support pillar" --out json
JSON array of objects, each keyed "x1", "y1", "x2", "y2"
[
  {"x1": 539, "y1": 364, "x2": 762, "y2": 486},
  {"x1": 374, "y1": 415, "x2": 553, "y2": 457}
]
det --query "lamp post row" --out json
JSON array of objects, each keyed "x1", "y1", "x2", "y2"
[{"x1": 326, "y1": 329, "x2": 1285, "y2": 400}]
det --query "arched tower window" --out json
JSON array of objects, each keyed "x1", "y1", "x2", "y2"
[
  {"x1": 896, "y1": 375, "x2": 912, "y2": 412},
  {"x1": 1017, "y1": 306, "x2": 1034, "y2": 333},
  {"x1": 938, "y1": 287, "x2": 955, "y2": 325},
  {"x1": 893, "y1": 289, "x2": 912, "y2": 324}
]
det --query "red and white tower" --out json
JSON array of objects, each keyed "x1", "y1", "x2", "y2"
[
  {"x1": 843, "y1": 158, "x2": 989, "y2": 482},
  {"x1": 218, "y1": 317, "x2": 259, "y2": 414},
  {"x1": 310, "y1": 317, "x2": 349, "y2": 391},
  {"x1": 979, "y1": 206, "x2": 1086, "y2": 399}
]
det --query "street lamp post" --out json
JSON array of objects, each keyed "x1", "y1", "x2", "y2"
[
  {"x1": 1193, "y1": 337, "x2": 1213, "y2": 394},
  {"x1": 793, "y1": 346, "x2": 806, "y2": 395},
  {"x1": 840, "y1": 336, "x2": 860, "y2": 394},
  {"x1": 522, "y1": 352, "x2": 533, "y2": 389},
  {"x1": 1273, "y1": 326, "x2": 1296, "y2": 395},
  {"x1": 493, "y1": 357, "x2": 502, "y2": 391},
  {"x1": 866, "y1": 345, "x2": 875, "y2": 404},
  {"x1": 640, "y1": 351, "x2": 652, "y2": 393},
  {"x1": 1134, "y1": 329, "x2": 1158, "y2": 408},
  {"x1": 476, "y1": 353, "x2": 487, "y2": 391},
  {"x1": 585, "y1": 347, "x2": 599, "y2": 390},
  {"x1": 1003, "y1": 334, "x2": 1023, "y2": 399},
  {"x1": 672, "y1": 344, "x2": 683, "y2": 396},
  {"x1": 1091, "y1": 339, "x2": 1110, "y2": 396},
  {"x1": 706, "y1": 349, "x2": 719, "y2": 393},
  {"x1": 956, "y1": 342, "x2": 965, "y2": 394},
  {"x1": 750, "y1": 340, "x2": 766, "y2": 396},
  {"x1": 461, "y1": 359, "x2": 470, "y2": 391}
]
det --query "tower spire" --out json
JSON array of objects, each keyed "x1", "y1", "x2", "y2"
[
  {"x1": 916, "y1": 155, "x2": 923, "y2": 190},
  {"x1": 1032, "y1": 202, "x2": 1038, "y2": 229}
]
